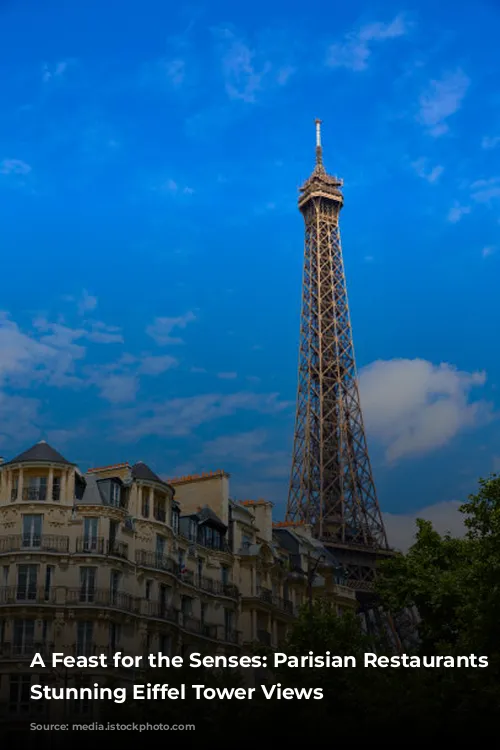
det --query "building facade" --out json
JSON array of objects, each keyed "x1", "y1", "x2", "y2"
[{"x1": 0, "y1": 441, "x2": 356, "y2": 719}]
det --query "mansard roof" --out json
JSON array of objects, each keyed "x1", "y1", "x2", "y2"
[
  {"x1": 6, "y1": 440, "x2": 73, "y2": 466},
  {"x1": 131, "y1": 461, "x2": 170, "y2": 487}
]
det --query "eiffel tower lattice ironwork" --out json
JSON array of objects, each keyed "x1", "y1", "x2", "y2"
[{"x1": 286, "y1": 120, "x2": 391, "y2": 592}]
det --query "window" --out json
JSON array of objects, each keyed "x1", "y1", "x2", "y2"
[
  {"x1": 22, "y1": 514, "x2": 43, "y2": 548},
  {"x1": 44, "y1": 565, "x2": 54, "y2": 601},
  {"x1": 242, "y1": 534, "x2": 252, "y2": 550},
  {"x1": 109, "y1": 622, "x2": 121, "y2": 651},
  {"x1": 26, "y1": 476, "x2": 47, "y2": 501},
  {"x1": 204, "y1": 526, "x2": 213, "y2": 548},
  {"x1": 189, "y1": 519, "x2": 197, "y2": 541},
  {"x1": 80, "y1": 567, "x2": 96, "y2": 603},
  {"x1": 110, "y1": 571, "x2": 120, "y2": 604},
  {"x1": 159, "y1": 634, "x2": 171, "y2": 656},
  {"x1": 9, "y1": 675, "x2": 31, "y2": 713},
  {"x1": 16, "y1": 565, "x2": 37, "y2": 601},
  {"x1": 83, "y1": 518, "x2": 99, "y2": 551},
  {"x1": 145, "y1": 580, "x2": 152, "y2": 600},
  {"x1": 111, "y1": 482, "x2": 121, "y2": 507},
  {"x1": 171, "y1": 507, "x2": 179, "y2": 534},
  {"x1": 156, "y1": 535, "x2": 166, "y2": 560},
  {"x1": 181, "y1": 596, "x2": 192, "y2": 616},
  {"x1": 13, "y1": 619, "x2": 35, "y2": 656},
  {"x1": 178, "y1": 548, "x2": 186, "y2": 571},
  {"x1": 77, "y1": 621, "x2": 93, "y2": 657},
  {"x1": 201, "y1": 603, "x2": 206, "y2": 624},
  {"x1": 159, "y1": 584, "x2": 170, "y2": 614},
  {"x1": 224, "y1": 609, "x2": 234, "y2": 639},
  {"x1": 3, "y1": 566, "x2": 9, "y2": 586},
  {"x1": 52, "y1": 475, "x2": 61, "y2": 501},
  {"x1": 197, "y1": 558, "x2": 203, "y2": 581},
  {"x1": 141, "y1": 493, "x2": 149, "y2": 518},
  {"x1": 221, "y1": 566, "x2": 229, "y2": 585},
  {"x1": 109, "y1": 520, "x2": 118, "y2": 553}
]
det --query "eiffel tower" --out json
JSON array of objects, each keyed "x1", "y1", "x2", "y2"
[{"x1": 286, "y1": 120, "x2": 392, "y2": 597}]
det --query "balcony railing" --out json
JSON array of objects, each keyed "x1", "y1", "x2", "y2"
[
  {"x1": 0, "y1": 535, "x2": 69, "y2": 554},
  {"x1": 200, "y1": 623, "x2": 219, "y2": 640},
  {"x1": 255, "y1": 587, "x2": 294, "y2": 614},
  {"x1": 135, "y1": 549, "x2": 179, "y2": 575},
  {"x1": 257, "y1": 586, "x2": 273, "y2": 604},
  {"x1": 0, "y1": 641, "x2": 55, "y2": 659},
  {"x1": 74, "y1": 538, "x2": 128, "y2": 558},
  {"x1": 76, "y1": 537, "x2": 106, "y2": 554},
  {"x1": 107, "y1": 540, "x2": 128, "y2": 559},
  {"x1": 224, "y1": 629, "x2": 240, "y2": 644},
  {"x1": 142, "y1": 600, "x2": 179, "y2": 624},
  {"x1": 0, "y1": 586, "x2": 56, "y2": 605},
  {"x1": 65, "y1": 588, "x2": 138, "y2": 613},
  {"x1": 198, "y1": 576, "x2": 239, "y2": 599}
]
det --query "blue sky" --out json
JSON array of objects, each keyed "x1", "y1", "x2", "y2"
[{"x1": 0, "y1": 0, "x2": 499, "y2": 545}]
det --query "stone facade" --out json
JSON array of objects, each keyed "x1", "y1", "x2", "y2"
[{"x1": 0, "y1": 441, "x2": 356, "y2": 718}]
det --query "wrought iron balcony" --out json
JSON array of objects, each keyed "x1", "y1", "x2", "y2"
[
  {"x1": 22, "y1": 487, "x2": 47, "y2": 501},
  {"x1": 181, "y1": 614, "x2": 201, "y2": 633},
  {"x1": 76, "y1": 537, "x2": 106, "y2": 554},
  {"x1": 106, "y1": 540, "x2": 128, "y2": 559},
  {"x1": 0, "y1": 586, "x2": 56, "y2": 605},
  {"x1": 257, "y1": 586, "x2": 273, "y2": 604},
  {"x1": 200, "y1": 623, "x2": 219, "y2": 640},
  {"x1": 198, "y1": 576, "x2": 239, "y2": 599},
  {"x1": 223, "y1": 629, "x2": 240, "y2": 644},
  {"x1": 0, "y1": 535, "x2": 69, "y2": 554},
  {"x1": 142, "y1": 600, "x2": 179, "y2": 624},
  {"x1": 0, "y1": 641, "x2": 55, "y2": 659},
  {"x1": 65, "y1": 588, "x2": 139, "y2": 613},
  {"x1": 135, "y1": 549, "x2": 179, "y2": 575}
]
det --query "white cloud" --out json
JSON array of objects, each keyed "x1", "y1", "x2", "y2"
[
  {"x1": 384, "y1": 501, "x2": 465, "y2": 552},
  {"x1": 482, "y1": 246, "x2": 496, "y2": 258},
  {"x1": 418, "y1": 69, "x2": 470, "y2": 136},
  {"x1": 138, "y1": 355, "x2": 178, "y2": 375},
  {"x1": 157, "y1": 179, "x2": 194, "y2": 195},
  {"x1": 42, "y1": 60, "x2": 71, "y2": 83},
  {"x1": 481, "y1": 135, "x2": 500, "y2": 150},
  {"x1": 96, "y1": 374, "x2": 138, "y2": 404},
  {"x1": 326, "y1": 15, "x2": 410, "y2": 71},
  {"x1": 113, "y1": 391, "x2": 291, "y2": 440},
  {"x1": 78, "y1": 290, "x2": 97, "y2": 315},
  {"x1": 470, "y1": 176, "x2": 500, "y2": 204},
  {"x1": 146, "y1": 312, "x2": 196, "y2": 345},
  {"x1": 213, "y1": 27, "x2": 293, "y2": 103},
  {"x1": 0, "y1": 392, "x2": 41, "y2": 448},
  {"x1": 411, "y1": 158, "x2": 444, "y2": 183},
  {"x1": 447, "y1": 203, "x2": 471, "y2": 223},
  {"x1": 359, "y1": 358, "x2": 493, "y2": 462},
  {"x1": 0, "y1": 159, "x2": 31, "y2": 175},
  {"x1": 217, "y1": 371, "x2": 237, "y2": 379}
]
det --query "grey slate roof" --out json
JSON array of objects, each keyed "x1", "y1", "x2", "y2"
[
  {"x1": 180, "y1": 504, "x2": 227, "y2": 529},
  {"x1": 131, "y1": 462, "x2": 168, "y2": 486},
  {"x1": 76, "y1": 475, "x2": 104, "y2": 505},
  {"x1": 6, "y1": 441, "x2": 73, "y2": 466}
]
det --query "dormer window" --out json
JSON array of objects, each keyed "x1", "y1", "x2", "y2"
[
  {"x1": 189, "y1": 519, "x2": 197, "y2": 542},
  {"x1": 171, "y1": 507, "x2": 180, "y2": 535},
  {"x1": 111, "y1": 483, "x2": 121, "y2": 507}
]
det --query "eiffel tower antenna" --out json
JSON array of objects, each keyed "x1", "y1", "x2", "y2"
[{"x1": 286, "y1": 119, "x2": 391, "y2": 592}]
